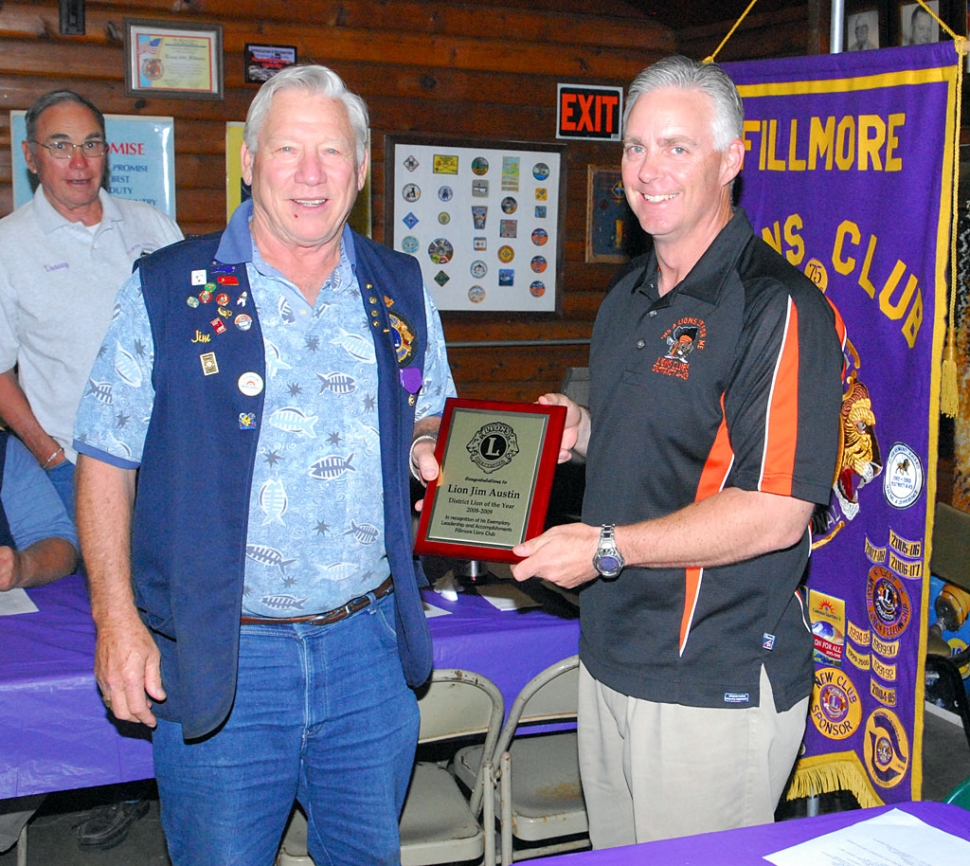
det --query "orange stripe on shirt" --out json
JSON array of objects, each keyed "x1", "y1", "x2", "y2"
[
  {"x1": 760, "y1": 298, "x2": 799, "y2": 496},
  {"x1": 680, "y1": 397, "x2": 734, "y2": 654}
]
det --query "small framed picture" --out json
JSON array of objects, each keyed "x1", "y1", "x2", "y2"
[
  {"x1": 899, "y1": 1, "x2": 940, "y2": 45},
  {"x1": 846, "y1": 8, "x2": 881, "y2": 51},
  {"x1": 244, "y1": 44, "x2": 298, "y2": 85},
  {"x1": 585, "y1": 166, "x2": 641, "y2": 263},
  {"x1": 124, "y1": 19, "x2": 223, "y2": 100}
]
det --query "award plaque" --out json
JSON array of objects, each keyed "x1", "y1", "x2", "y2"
[{"x1": 414, "y1": 398, "x2": 566, "y2": 562}]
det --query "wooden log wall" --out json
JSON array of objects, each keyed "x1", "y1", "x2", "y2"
[{"x1": 0, "y1": 0, "x2": 680, "y2": 402}]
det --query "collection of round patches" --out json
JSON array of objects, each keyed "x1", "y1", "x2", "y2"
[{"x1": 399, "y1": 159, "x2": 553, "y2": 306}]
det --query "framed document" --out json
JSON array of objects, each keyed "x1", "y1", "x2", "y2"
[
  {"x1": 414, "y1": 399, "x2": 566, "y2": 563},
  {"x1": 124, "y1": 19, "x2": 223, "y2": 100}
]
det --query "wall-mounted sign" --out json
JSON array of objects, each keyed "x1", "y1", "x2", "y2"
[
  {"x1": 556, "y1": 84, "x2": 623, "y2": 141},
  {"x1": 11, "y1": 112, "x2": 177, "y2": 218}
]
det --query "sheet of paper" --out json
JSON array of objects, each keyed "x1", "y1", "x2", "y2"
[
  {"x1": 431, "y1": 573, "x2": 461, "y2": 602},
  {"x1": 764, "y1": 808, "x2": 970, "y2": 866},
  {"x1": 0, "y1": 588, "x2": 39, "y2": 616},
  {"x1": 475, "y1": 583, "x2": 541, "y2": 611},
  {"x1": 423, "y1": 601, "x2": 452, "y2": 618}
]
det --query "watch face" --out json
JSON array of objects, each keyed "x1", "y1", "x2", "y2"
[{"x1": 597, "y1": 555, "x2": 621, "y2": 573}]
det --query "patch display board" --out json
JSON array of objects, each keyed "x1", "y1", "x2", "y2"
[{"x1": 385, "y1": 135, "x2": 565, "y2": 315}]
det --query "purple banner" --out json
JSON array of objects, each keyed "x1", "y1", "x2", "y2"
[{"x1": 725, "y1": 44, "x2": 957, "y2": 805}]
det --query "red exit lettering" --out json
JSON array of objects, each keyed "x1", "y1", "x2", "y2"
[{"x1": 559, "y1": 92, "x2": 620, "y2": 134}]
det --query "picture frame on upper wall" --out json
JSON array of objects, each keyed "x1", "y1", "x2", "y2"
[
  {"x1": 897, "y1": 1, "x2": 942, "y2": 45},
  {"x1": 845, "y1": 6, "x2": 882, "y2": 51},
  {"x1": 124, "y1": 18, "x2": 223, "y2": 100},
  {"x1": 244, "y1": 44, "x2": 298, "y2": 85}
]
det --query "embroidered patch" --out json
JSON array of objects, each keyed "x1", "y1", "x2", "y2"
[{"x1": 653, "y1": 318, "x2": 707, "y2": 380}]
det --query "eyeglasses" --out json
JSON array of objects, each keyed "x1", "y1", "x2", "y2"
[{"x1": 30, "y1": 140, "x2": 108, "y2": 159}]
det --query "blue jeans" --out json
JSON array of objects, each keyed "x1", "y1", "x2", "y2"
[
  {"x1": 153, "y1": 593, "x2": 419, "y2": 866},
  {"x1": 46, "y1": 460, "x2": 75, "y2": 525}
]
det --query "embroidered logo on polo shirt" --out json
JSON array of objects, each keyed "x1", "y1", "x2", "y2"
[{"x1": 653, "y1": 318, "x2": 706, "y2": 380}]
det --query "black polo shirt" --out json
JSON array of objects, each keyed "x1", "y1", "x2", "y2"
[{"x1": 580, "y1": 209, "x2": 843, "y2": 712}]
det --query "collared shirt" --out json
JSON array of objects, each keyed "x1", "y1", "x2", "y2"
[
  {"x1": 74, "y1": 202, "x2": 454, "y2": 615},
  {"x1": 0, "y1": 187, "x2": 182, "y2": 462},
  {"x1": 581, "y1": 209, "x2": 844, "y2": 711}
]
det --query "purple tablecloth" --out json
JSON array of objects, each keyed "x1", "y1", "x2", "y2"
[
  {"x1": 534, "y1": 802, "x2": 970, "y2": 865},
  {"x1": 1, "y1": 575, "x2": 579, "y2": 799}
]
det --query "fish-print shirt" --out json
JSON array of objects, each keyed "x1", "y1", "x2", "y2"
[{"x1": 74, "y1": 217, "x2": 455, "y2": 617}]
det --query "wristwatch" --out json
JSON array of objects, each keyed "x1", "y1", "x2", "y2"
[{"x1": 593, "y1": 524, "x2": 625, "y2": 578}]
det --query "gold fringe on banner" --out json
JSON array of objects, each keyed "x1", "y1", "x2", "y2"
[{"x1": 787, "y1": 753, "x2": 884, "y2": 809}]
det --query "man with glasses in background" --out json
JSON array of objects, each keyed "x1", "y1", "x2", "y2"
[
  {"x1": 0, "y1": 90, "x2": 182, "y2": 524},
  {"x1": 0, "y1": 90, "x2": 181, "y2": 852}
]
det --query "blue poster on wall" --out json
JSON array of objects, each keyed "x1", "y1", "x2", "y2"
[{"x1": 10, "y1": 113, "x2": 176, "y2": 218}]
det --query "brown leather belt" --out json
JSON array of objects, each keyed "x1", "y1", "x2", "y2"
[{"x1": 240, "y1": 576, "x2": 394, "y2": 626}]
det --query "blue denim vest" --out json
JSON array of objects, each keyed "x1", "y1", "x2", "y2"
[{"x1": 133, "y1": 230, "x2": 431, "y2": 738}]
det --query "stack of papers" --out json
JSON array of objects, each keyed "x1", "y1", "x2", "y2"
[{"x1": 765, "y1": 809, "x2": 970, "y2": 866}]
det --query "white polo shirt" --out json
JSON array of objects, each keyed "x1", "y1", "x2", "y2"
[{"x1": 0, "y1": 187, "x2": 182, "y2": 462}]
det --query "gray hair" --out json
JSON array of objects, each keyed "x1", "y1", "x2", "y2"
[
  {"x1": 25, "y1": 90, "x2": 106, "y2": 143},
  {"x1": 244, "y1": 65, "x2": 369, "y2": 166},
  {"x1": 624, "y1": 56, "x2": 744, "y2": 152}
]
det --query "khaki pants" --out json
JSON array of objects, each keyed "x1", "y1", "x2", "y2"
[{"x1": 578, "y1": 662, "x2": 808, "y2": 849}]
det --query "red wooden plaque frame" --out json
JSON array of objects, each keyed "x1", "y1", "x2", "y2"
[{"x1": 413, "y1": 398, "x2": 566, "y2": 563}]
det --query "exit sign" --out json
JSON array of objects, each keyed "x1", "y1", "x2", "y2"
[{"x1": 557, "y1": 84, "x2": 623, "y2": 141}]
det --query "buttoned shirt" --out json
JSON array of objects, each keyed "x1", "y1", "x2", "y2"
[
  {"x1": 75, "y1": 205, "x2": 454, "y2": 615},
  {"x1": 0, "y1": 187, "x2": 182, "y2": 462}
]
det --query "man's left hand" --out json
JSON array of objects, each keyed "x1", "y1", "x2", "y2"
[{"x1": 510, "y1": 523, "x2": 600, "y2": 589}]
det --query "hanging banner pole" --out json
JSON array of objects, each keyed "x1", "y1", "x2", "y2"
[{"x1": 830, "y1": 0, "x2": 844, "y2": 54}]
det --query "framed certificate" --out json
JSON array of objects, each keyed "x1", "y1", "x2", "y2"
[
  {"x1": 414, "y1": 399, "x2": 566, "y2": 562},
  {"x1": 124, "y1": 19, "x2": 223, "y2": 100}
]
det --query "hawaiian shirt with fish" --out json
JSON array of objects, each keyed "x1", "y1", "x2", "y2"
[{"x1": 75, "y1": 230, "x2": 455, "y2": 617}]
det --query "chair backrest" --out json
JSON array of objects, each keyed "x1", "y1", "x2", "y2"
[
  {"x1": 944, "y1": 775, "x2": 970, "y2": 811},
  {"x1": 494, "y1": 655, "x2": 579, "y2": 756},
  {"x1": 417, "y1": 669, "x2": 505, "y2": 748},
  {"x1": 931, "y1": 503, "x2": 970, "y2": 591},
  {"x1": 416, "y1": 669, "x2": 504, "y2": 818}
]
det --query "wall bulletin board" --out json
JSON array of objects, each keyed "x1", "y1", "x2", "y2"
[{"x1": 385, "y1": 135, "x2": 566, "y2": 315}]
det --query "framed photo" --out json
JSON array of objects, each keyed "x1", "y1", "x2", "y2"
[
  {"x1": 413, "y1": 398, "x2": 566, "y2": 563},
  {"x1": 585, "y1": 166, "x2": 640, "y2": 263},
  {"x1": 244, "y1": 44, "x2": 298, "y2": 84},
  {"x1": 845, "y1": 8, "x2": 881, "y2": 51},
  {"x1": 385, "y1": 134, "x2": 566, "y2": 315},
  {"x1": 124, "y1": 19, "x2": 223, "y2": 100},
  {"x1": 898, "y1": 1, "x2": 940, "y2": 45}
]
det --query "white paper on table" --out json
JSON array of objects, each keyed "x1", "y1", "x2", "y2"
[
  {"x1": 432, "y1": 573, "x2": 461, "y2": 602},
  {"x1": 423, "y1": 601, "x2": 452, "y2": 618},
  {"x1": 764, "y1": 808, "x2": 970, "y2": 866},
  {"x1": 0, "y1": 588, "x2": 39, "y2": 615},
  {"x1": 475, "y1": 583, "x2": 541, "y2": 611}
]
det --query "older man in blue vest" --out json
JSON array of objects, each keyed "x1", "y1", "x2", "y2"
[{"x1": 74, "y1": 65, "x2": 454, "y2": 866}]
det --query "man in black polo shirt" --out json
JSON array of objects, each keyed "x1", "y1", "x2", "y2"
[{"x1": 512, "y1": 56, "x2": 844, "y2": 848}]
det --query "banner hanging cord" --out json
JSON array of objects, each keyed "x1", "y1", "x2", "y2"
[
  {"x1": 936, "y1": 0, "x2": 968, "y2": 415},
  {"x1": 703, "y1": 0, "x2": 761, "y2": 64}
]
